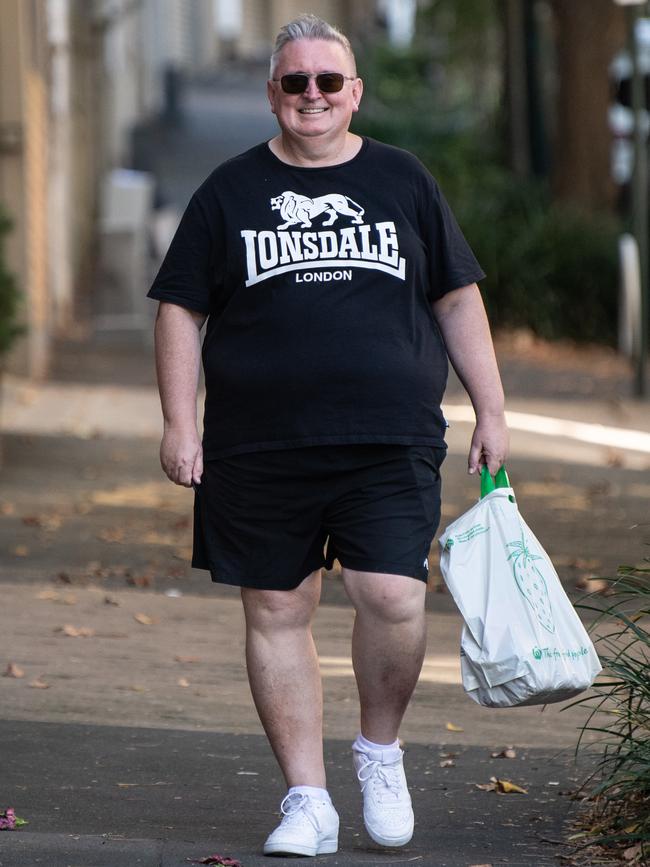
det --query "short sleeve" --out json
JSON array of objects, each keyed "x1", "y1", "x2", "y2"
[
  {"x1": 420, "y1": 177, "x2": 485, "y2": 302},
  {"x1": 147, "y1": 192, "x2": 218, "y2": 314}
]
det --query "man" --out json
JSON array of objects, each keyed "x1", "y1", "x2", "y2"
[{"x1": 149, "y1": 14, "x2": 508, "y2": 858}]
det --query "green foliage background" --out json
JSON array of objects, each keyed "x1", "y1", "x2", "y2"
[
  {"x1": 0, "y1": 205, "x2": 22, "y2": 357},
  {"x1": 353, "y1": 5, "x2": 621, "y2": 345}
]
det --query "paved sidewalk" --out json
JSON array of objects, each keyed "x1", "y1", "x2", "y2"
[
  {"x1": 1, "y1": 340, "x2": 645, "y2": 866},
  {"x1": 0, "y1": 719, "x2": 585, "y2": 867}
]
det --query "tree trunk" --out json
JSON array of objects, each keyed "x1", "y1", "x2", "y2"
[{"x1": 550, "y1": 0, "x2": 625, "y2": 211}]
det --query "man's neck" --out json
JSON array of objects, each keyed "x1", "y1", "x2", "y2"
[{"x1": 269, "y1": 133, "x2": 362, "y2": 167}]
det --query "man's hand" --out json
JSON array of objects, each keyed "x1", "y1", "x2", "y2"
[
  {"x1": 160, "y1": 426, "x2": 203, "y2": 487},
  {"x1": 468, "y1": 412, "x2": 509, "y2": 477}
]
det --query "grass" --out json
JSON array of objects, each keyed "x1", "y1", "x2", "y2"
[{"x1": 566, "y1": 562, "x2": 650, "y2": 865}]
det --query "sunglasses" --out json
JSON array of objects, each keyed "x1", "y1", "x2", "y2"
[{"x1": 273, "y1": 72, "x2": 356, "y2": 94}]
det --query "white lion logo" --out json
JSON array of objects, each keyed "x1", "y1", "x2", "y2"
[{"x1": 270, "y1": 191, "x2": 365, "y2": 229}]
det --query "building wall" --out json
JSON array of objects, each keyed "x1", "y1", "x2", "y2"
[
  {"x1": 0, "y1": 0, "x2": 104, "y2": 377},
  {"x1": 0, "y1": 0, "x2": 50, "y2": 378}
]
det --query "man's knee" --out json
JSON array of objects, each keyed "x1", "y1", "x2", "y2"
[
  {"x1": 241, "y1": 569, "x2": 322, "y2": 629},
  {"x1": 342, "y1": 569, "x2": 426, "y2": 625}
]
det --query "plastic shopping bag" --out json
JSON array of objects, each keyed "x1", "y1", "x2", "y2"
[{"x1": 438, "y1": 467, "x2": 601, "y2": 708}]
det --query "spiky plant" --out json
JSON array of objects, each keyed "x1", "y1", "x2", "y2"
[{"x1": 567, "y1": 563, "x2": 650, "y2": 865}]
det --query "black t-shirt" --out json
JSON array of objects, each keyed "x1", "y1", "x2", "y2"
[{"x1": 148, "y1": 137, "x2": 484, "y2": 459}]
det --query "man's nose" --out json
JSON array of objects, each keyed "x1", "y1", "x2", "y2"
[{"x1": 304, "y1": 77, "x2": 322, "y2": 98}]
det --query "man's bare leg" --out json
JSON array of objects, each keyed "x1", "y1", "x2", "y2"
[
  {"x1": 241, "y1": 569, "x2": 326, "y2": 788},
  {"x1": 342, "y1": 569, "x2": 424, "y2": 847},
  {"x1": 342, "y1": 569, "x2": 427, "y2": 742}
]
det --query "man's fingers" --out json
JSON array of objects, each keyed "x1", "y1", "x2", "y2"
[
  {"x1": 160, "y1": 431, "x2": 202, "y2": 487},
  {"x1": 192, "y1": 448, "x2": 203, "y2": 485},
  {"x1": 467, "y1": 439, "x2": 483, "y2": 475}
]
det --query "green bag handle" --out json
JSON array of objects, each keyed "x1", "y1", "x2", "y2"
[{"x1": 480, "y1": 464, "x2": 510, "y2": 498}]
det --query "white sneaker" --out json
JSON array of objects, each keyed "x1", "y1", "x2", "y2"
[
  {"x1": 263, "y1": 792, "x2": 339, "y2": 857},
  {"x1": 353, "y1": 745, "x2": 414, "y2": 847}
]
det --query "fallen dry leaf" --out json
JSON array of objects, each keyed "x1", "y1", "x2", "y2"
[
  {"x1": 13, "y1": 545, "x2": 29, "y2": 557},
  {"x1": 36, "y1": 590, "x2": 59, "y2": 600},
  {"x1": 178, "y1": 677, "x2": 190, "y2": 688},
  {"x1": 55, "y1": 571, "x2": 73, "y2": 584},
  {"x1": 126, "y1": 574, "x2": 152, "y2": 588},
  {"x1": 3, "y1": 663, "x2": 25, "y2": 678},
  {"x1": 57, "y1": 624, "x2": 95, "y2": 638},
  {"x1": 0, "y1": 502, "x2": 15, "y2": 516},
  {"x1": 174, "y1": 546, "x2": 193, "y2": 561},
  {"x1": 495, "y1": 778, "x2": 527, "y2": 794},
  {"x1": 143, "y1": 530, "x2": 177, "y2": 546},
  {"x1": 623, "y1": 843, "x2": 642, "y2": 862},
  {"x1": 98, "y1": 527, "x2": 125, "y2": 543},
  {"x1": 445, "y1": 722, "x2": 464, "y2": 732},
  {"x1": 29, "y1": 677, "x2": 49, "y2": 689},
  {"x1": 41, "y1": 515, "x2": 63, "y2": 532},
  {"x1": 37, "y1": 589, "x2": 77, "y2": 605},
  {"x1": 174, "y1": 655, "x2": 202, "y2": 664},
  {"x1": 570, "y1": 557, "x2": 601, "y2": 571},
  {"x1": 574, "y1": 576, "x2": 610, "y2": 594},
  {"x1": 134, "y1": 613, "x2": 157, "y2": 626},
  {"x1": 491, "y1": 747, "x2": 516, "y2": 759},
  {"x1": 476, "y1": 777, "x2": 528, "y2": 794}
]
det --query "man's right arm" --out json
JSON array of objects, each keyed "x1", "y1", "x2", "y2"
[{"x1": 154, "y1": 301, "x2": 207, "y2": 487}]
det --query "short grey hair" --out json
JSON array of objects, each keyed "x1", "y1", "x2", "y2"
[{"x1": 269, "y1": 14, "x2": 356, "y2": 78}]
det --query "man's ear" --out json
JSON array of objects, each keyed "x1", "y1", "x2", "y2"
[{"x1": 351, "y1": 77, "x2": 363, "y2": 112}]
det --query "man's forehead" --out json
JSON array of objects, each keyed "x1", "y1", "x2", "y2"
[{"x1": 276, "y1": 38, "x2": 354, "y2": 71}]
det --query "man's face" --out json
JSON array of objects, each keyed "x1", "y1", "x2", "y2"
[{"x1": 268, "y1": 39, "x2": 363, "y2": 144}]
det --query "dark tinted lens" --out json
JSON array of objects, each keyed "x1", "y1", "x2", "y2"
[
  {"x1": 280, "y1": 74, "x2": 309, "y2": 93},
  {"x1": 279, "y1": 73, "x2": 346, "y2": 94},
  {"x1": 315, "y1": 73, "x2": 344, "y2": 93}
]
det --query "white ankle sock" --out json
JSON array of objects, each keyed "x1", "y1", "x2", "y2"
[
  {"x1": 288, "y1": 785, "x2": 331, "y2": 803},
  {"x1": 353, "y1": 733, "x2": 400, "y2": 752}
]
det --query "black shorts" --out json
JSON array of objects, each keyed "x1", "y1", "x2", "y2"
[{"x1": 192, "y1": 444, "x2": 446, "y2": 591}]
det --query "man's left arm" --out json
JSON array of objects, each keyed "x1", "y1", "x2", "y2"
[{"x1": 432, "y1": 283, "x2": 509, "y2": 476}]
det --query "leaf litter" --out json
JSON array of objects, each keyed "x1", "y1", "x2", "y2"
[
  {"x1": 3, "y1": 663, "x2": 24, "y2": 678},
  {"x1": 476, "y1": 777, "x2": 528, "y2": 794}
]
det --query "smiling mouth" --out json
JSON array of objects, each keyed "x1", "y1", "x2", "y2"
[{"x1": 298, "y1": 107, "x2": 328, "y2": 114}]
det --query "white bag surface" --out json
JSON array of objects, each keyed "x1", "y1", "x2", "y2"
[{"x1": 438, "y1": 485, "x2": 602, "y2": 708}]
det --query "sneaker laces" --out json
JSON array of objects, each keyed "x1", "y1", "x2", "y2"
[
  {"x1": 357, "y1": 757, "x2": 405, "y2": 803},
  {"x1": 278, "y1": 792, "x2": 325, "y2": 832}
]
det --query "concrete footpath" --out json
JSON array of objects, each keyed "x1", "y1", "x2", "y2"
[{"x1": 1, "y1": 333, "x2": 648, "y2": 866}]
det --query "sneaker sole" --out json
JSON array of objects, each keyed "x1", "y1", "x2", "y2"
[
  {"x1": 364, "y1": 820, "x2": 414, "y2": 848},
  {"x1": 263, "y1": 837, "x2": 338, "y2": 857}
]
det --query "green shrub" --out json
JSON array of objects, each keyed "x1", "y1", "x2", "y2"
[
  {"x1": 354, "y1": 46, "x2": 622, "y2": 345},
  {"x1": 0, "y1": 205, "x2": 22, "y2": 357},
  {"x1": 454, "y1": 173, "x2": 621, "y2": 345},
  {"x1": 569, "y1": 566, "x2": 650, "y2": 864}
]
